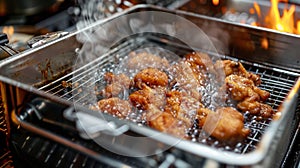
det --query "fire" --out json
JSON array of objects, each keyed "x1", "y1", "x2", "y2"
[
  {"x1": 261, "y1": 37, "x2": 269, "y2": 49},
  {"x1": 212, "y1": 0, "x2": 219, "y2": 6},
  {"x1": 297, "y1": 21, "x2": 300, "y2": 34},
  {"x1": 253, "y1": 0, "x2": 300, "y2": 34},
  {"x1": 2, "y1": 26, "x2": 14, "y2": 40},
  {"x1": 253, "y1": 2, "x2": 261, "y2": 17}
]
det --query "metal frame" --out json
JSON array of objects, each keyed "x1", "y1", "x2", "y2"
[{"x1": 0, "y1": 5, "x2": 299, "y2": 166}]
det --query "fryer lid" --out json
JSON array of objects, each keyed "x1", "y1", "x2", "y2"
[{"x1": 0, "y1": 5, "x2": 300, "y2": 166}]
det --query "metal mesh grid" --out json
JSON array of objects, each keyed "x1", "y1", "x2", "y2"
[
  {"x1": 239, "y1": 63, "x2": 298, "y2": 152},
  {"x1": 38, "y1": 36, "x2": 299, "y2": 154}
]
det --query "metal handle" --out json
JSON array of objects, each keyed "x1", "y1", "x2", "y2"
[
  {"x1": 0, "y1": 33, "x2": 9, "y2": 45},
  {"x1": 63, "y1": 107, "x2": 129, "y2": 139}
]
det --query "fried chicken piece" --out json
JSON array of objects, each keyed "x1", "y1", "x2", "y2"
[
  {"x1": 169, "y1": 62, "x2": 202, "y2": 100},
  {"x1": 237, "y1": 98, "x2": 274, "y2": 118},
  {"x1": 196, "y1": 108, "x2": 211, "y2": 128},
  {"x1": 130, "y1": 86, "x2": 200, "y2": 136},
  {"x1": 177, "y1": 52, "x2": 215, "y2": 88},
  {"x1": 259, "y1": 103, "x2": 275, "y2": 118},
  {"x1": 253, "y1": 87, "x2": 270, "y2": 101},
  {"x1": 127, "y1": 52, "x2": 170, "y2": 71},
  {"x1": 185, "y1": 52, "x2": 216, "y2": 75},
  {"x1": 164, "y1": 90, "x2": 181, "y2": 117},
  {"x1": 164, "y1": 53, "x2": 217, "y2": 125},
  {"x1": 104, "y1": 72, "x2": 132, "y2": 87},
  {"x1": 98, "y1": 97, "x2": 132, "y2": 119},
  {"x1": 236, "y1": 97, "x2": 260, "y2": 115},
  {"x1": 225, "y1": 74, "x2": 269, "y2": 101},
  {"x1": 129, "y1": 85, "x2": 167, "y2": 110},
  {"x1": 101, "y1": 84, "x2": 124, "y2": 98},
  {"x1": 215, "y1": 60, "x2": 261, "y2": 85},
  {"x1": 164, "y1": 90, "x2": 203, "y2": 127},
  {"x1": 225, "y1": 74, "x2": 274, "y2": 118},
  {"x1": 130, "y1": 68, "x2": 169, "y2": 110},
  {"x1": 100, "y1": 73, "x2": 132, "y2": 98},
  {"x1": 134, "y1": 68, "x2": 169, "y2": 89},
  {"x1": 169, "y1": 52, "x2": 219, "y2": 102},
  {"x1": 146, "y1": 105, "x2": 189, "y2": 139},
  {"x1": 135, "y1": 87, "x2": 201, "y2": 139},
  {"x1": 198, "y1": 107, "x2": 250, "y2": 145}
]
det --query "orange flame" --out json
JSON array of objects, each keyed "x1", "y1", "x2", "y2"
[
  {"x1": 297, "y1": 21, "x2": 300, "y2": 34},
  {"x1": 2, "y1": 26, "x2": 14, "y2": 40},
  {"x1": 253, "y1": 0, "x2": 300, "y2": 34},
  {"x1": 261, "y1": 37, "x2": 269, "y2": 49},
  {"x1": 253, "y1": 2, "x2": 261, "y2": 17},
  {"x1": 212, "y1": 0, "x2": 219, "y2": 6}
]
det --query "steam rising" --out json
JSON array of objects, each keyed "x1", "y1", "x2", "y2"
[{"x1": 72, "y1": 7, "x2": 230, "y2": 157}]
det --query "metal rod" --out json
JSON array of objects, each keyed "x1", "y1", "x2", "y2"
[
  {"x1": 0, "y1": 46, "x2": 15, "y2": 56},
  {"x1": 4, "y1": 44, "x2": 19, "y2": 54}
]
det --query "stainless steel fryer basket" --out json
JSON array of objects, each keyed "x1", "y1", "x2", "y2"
[{"x1": 0, "y1": 5, "x2": 300, "y2": 167}]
